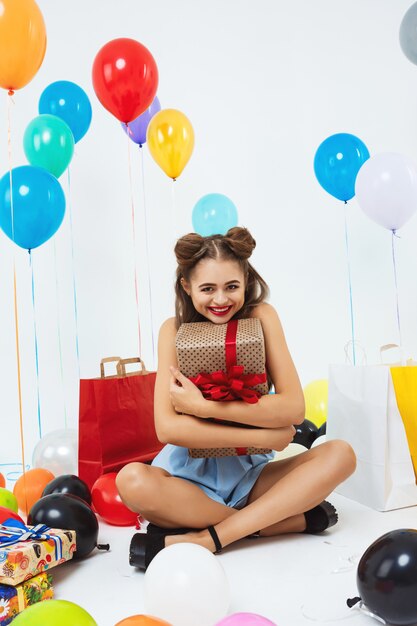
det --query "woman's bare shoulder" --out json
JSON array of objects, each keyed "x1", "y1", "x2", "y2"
[
  {"x1": 159, "y1": 317, "x2": 177, "y2": 339},
  {"x1": 250, "y1": 302, "x2": 279, "y2": 322}
]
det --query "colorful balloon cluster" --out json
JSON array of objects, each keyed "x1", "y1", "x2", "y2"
[
  {"x1": 92, "y1": 37, "x2": 239, "y2": 233},
  {"x1": 0, "y1": 2, "x2": 93, "y2": 251}
]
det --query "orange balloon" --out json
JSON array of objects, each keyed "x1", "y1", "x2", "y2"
[
  {"x1": 13, "y1": 468, "x2": 54, "y2": 515},
  {"x1": 0, "y1": 473, "x2": 5, "y2": 488},
  {"x1": 0, "y1": 0, "x2": 47, "y2": 93},
  {"x1": 115, "y1": 617, "x2": 172, "y2": 626}
]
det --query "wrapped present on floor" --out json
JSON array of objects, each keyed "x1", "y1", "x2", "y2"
[
  {"x1": 0, "y1": 522, "x2": 76, "y2": 586},
  {"x1": 176, "y1": 318, "x2": 272, "y2": 457},
  {"x1": 0, "y1": 571, "x2": 53, "y2": 624}
]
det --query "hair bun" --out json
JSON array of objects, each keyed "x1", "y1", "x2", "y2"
[
  {"x1": 224, "y1": 227, "x2": 256, "y2": 260},
  {"x1": 174, "y1": 232, "x2": 205, "y2": 266}
]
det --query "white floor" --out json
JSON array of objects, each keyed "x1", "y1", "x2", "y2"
[{"x1": 40, "y1": 492, "x2": 417, "y2": 626}]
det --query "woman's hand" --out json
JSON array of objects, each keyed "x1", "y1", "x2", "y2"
[
  {"x1": 257, "y1": 425, "x2": 296, "y2": 451},
  {"x1": 169, "y1": 367, "x2": 206, "y2": 417}
]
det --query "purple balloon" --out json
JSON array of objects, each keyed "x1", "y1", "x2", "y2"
[
  {"x1": 122, "y1": 96, "x2": 161, "y2": 145},
  {"x1": 215, "y1": 613, "x2": 277, "y2": 626}
]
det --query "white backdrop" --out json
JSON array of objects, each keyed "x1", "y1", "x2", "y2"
[{"x1": 1, "y1": 0, "x2": 417, "y2": 470}]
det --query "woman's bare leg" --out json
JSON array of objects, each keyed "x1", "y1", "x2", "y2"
[
  {"x1": 116, "y1": 463, "x2": 237, "y2": 528},
  {"x1": 165, "y1": 440, "x2": 356, "y2": 550},
  {"x1": 117, "y1": 440, "x2": 356, "y2": 552}
]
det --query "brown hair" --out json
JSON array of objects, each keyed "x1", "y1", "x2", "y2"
[{"x1": 174, "y1": 227, "x2": 269, "y2": 328}]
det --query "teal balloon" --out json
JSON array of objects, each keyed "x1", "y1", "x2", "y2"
[
  {"x1": 12, "y1": 600, "x2": 97, "y2": 626},
  {"x1": 0, "y1": 165, "x2": 66, "y2": 250},
  {"x1": 314, "y1": 133, "x2": 370, "y2": 202},
  {"x1": 192, "y1": 193, "x2": 238, "y2": 236},
  {"x1": 23, "y1": 114, "x2": 75, "y2": 178}
]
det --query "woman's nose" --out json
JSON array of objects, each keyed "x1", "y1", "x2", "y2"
[{"x1": 213, "y1": 291, "x2": 228, "y2": 305}]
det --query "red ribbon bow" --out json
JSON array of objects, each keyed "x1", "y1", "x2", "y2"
[{"x1": 190, "y1": 365, "x2": 267, "y2": 404}]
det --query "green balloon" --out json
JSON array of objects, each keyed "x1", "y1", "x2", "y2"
[
  {"x1": 12, "y1": 600, "x2": 97, "y2": 626},
  {"x1": 23, "y1": 114, "x2": 75, "y2": 178},
  {"x1": 0, "y1": 487, "x2": 18, "y2": 513}
]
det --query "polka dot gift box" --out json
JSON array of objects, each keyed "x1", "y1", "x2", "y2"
[{"x1": 176, "y1": 318, "x2": 271, "y2": 457}]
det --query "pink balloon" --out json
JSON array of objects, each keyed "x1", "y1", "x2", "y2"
[{"x1": 215, "y1": 614, "x2": 277, "y2": 626}]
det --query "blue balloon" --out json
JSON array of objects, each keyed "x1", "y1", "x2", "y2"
[
  {"x1": 39, "y1": 81, "x2": 92, "y2": 143},
  {"x1": 314, "y1": 133, "x2": 370, "y2": 202},
  {"x1": 0, "y1": 166, "x2": 66, "y2": 250},
  {"x1": 192, "y1": 193, "x2": 238, "y2": 236}
]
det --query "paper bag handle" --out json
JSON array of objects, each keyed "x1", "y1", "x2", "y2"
[
  {"x1": 380, "y1": 344, "x2": 405, "y2": 365},
  {"x1": 117, "y1": 357, "x2": 148, "y2": 377},
  {"x1": 380, "y1": 344, "x2": 414, "y2": 366},
  {"x1": 100, "y1": 357, "x2": 122, "y2": 378},
  {"x1": 344, "y1": 341, "x2": 367, "y2": 365}
]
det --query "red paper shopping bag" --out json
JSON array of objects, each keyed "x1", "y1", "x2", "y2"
[{"x1": 78, "y1": 357, "x2": 164, "y2": 488}]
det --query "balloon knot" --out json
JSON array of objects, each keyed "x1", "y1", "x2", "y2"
[
  {"x1": 346, "y1": 596, "x2": 361, "y2": 608},
  {"x1": 344, "y1": 200, "x2": 348, "y2": 205},
  {"x1": 7, "y1": 89, "x2": 14, "y2": 97},
  {"x1": 96, "y1": 543, "x2": 110, "y2": 551},
  {"x1": 139, "y1": 144, "x2": 143, "y2": 149},
  {"x1": 172, "y1": 178, "x2": 177, "y2": 182}
]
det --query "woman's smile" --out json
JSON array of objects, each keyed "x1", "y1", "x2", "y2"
[{"x1": 207, "y1": 305, "x2": 233, "y2": 317}]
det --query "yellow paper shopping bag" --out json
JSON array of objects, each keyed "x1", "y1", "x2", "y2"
[{"x1": 390, "y1": 366, "x2": 417, "y2": 480}]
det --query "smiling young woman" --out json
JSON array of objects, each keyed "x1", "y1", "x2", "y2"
[{"x1": 116, "y1": 227, "x2": 356, "y2": 570}]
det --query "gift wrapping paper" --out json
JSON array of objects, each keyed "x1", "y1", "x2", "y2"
[
  {"x1": 0, "y1": 572, "x2": 53, "y2": 624},
  {"x1": 0, "y1": 526, "x2": 76, "y2": 586},
  {"x1": 176, "y1": 318, "x2": 272, "y2": 457}
]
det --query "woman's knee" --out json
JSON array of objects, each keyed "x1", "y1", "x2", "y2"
[
  {"x1": 322, "y1": 439, "x2": 356, "y2": 477},
  {"x1": 116, "y1": 462, "x2": 150, "y2": 502}
]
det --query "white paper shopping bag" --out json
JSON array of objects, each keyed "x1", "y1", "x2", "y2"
[{"x1": 327, "y1": 364, "x2": 417, "y2": 511}]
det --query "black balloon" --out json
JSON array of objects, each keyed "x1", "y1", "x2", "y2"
[
  {"x1": 357, "y1": 529, "x2": 417, "y2": 625},
  {"x1": 316, "y1": 422, "x2": 326, "y2": 438},
  {"x1": 293, "y1": 419, "x2": 318, "y2": 448},
  {"x1": 28, "y1": 493, "x2": 98, "y2": 559},
  {"x1": 42, "y1": 474, "x2": 92, "y2": 505}
]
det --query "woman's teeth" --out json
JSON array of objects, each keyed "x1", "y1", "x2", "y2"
[{"x1": 209, "y1": 306, "x2": 232, "y2": 316}]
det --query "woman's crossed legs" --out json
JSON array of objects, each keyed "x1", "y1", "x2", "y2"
[{"x1": 116, "y1": 439, "x2": 356, "y2": 553}]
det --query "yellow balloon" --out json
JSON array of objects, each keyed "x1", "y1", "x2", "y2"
[
  {"x1": 303, "y1": 379, "x2": 328, "y2": 427},
  {"x1": 147, "y1": 109, "x2": 194, "y2": 180},
  {"x1": 0, "y1": 0, "x2": 47, "y2": 93}
]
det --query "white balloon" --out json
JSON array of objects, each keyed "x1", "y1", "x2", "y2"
[
  {"x1": 310, "y1": 434, "x2": 327, "y2": 448},
  {"x1": 32, "y1": 429, "x2": 78, "y2": 476},
  {"x1": 145, "y1": 543, "x2": 230, "y2": 626},
  {"x1": 355, "y1": 153, "x2": 417, "y2": 231}
]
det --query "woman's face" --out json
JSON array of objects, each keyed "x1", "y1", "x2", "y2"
[{"x1": 182, "y1": 257, "x2": 245, "y2": 324}]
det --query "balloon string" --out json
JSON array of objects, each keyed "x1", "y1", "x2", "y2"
[
  {"x1": 7, "y1": 92, "x2": 28, "y2": 513},
  {"x1": 391, "y1": 230, "x2": 403, "y2": 357},
  {"x1": 29, "y1": 251, "x2": 42, "y2": 439},
  {"x1": 66, "y1": 168, "x2": 81, "y2": 379},
  {"x1": 171, "y1": 179, "x2": 177, "y2": 241},
  {"x1": 13, "y1": 265, "x2": 28, "y2": 513},
  {"x1": 344, "y1": 202, "x2": 356, "y2": 365},
  {"x1": 53, "y1": 240, "x2": 68, "y2": 428},
  {"x1": 127, "y1": 132, "x2": 142, "y2": 358},
  {"x1": 139, "y1": 146, "x2": 156, "y2": 367}
]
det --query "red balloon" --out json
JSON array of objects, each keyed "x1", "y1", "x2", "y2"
[
  {"x1": 92, "y1": 38, "x2": 158, "y2": 123},
  {"x1": 91, "y1": 472, "x2": 138, "y2": 526},
  {"x1": 0, "y1": 505, "x2": 25, "y2": 525}
]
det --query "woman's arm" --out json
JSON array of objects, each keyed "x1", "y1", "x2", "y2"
[
  {"x1": 172, "y1": 304, "x2": 305, "y2": 428},
  {"x1": 154, "y1": 317, "x2": 295, "y2": 449}
]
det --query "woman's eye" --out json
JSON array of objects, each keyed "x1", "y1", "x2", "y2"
[
  {"x1": 201, "y1": 287, "x2": 213, "y2": 292},
  {"x1": 228, "y1": 285, "x2": 238, "y2": 290}
]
